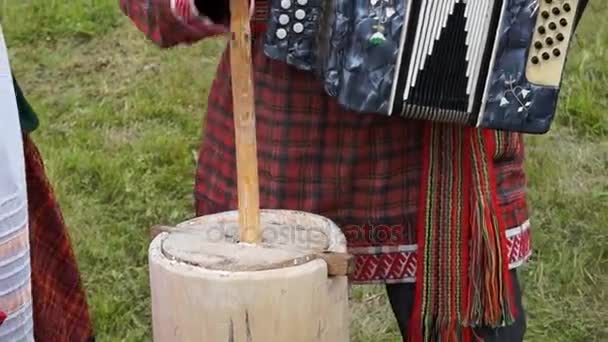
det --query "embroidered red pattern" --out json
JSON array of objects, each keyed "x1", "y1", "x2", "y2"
[{"x1": 350, "y1": 221, "x2": 532, "y2": 284}]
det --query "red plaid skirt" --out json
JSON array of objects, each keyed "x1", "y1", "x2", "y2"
[
  {"x1": 23, "y1": 135, "x2": 93, "y2": 341},
  {"x1": 195, "y1": 35, "x2": 532, "y2": 284}
]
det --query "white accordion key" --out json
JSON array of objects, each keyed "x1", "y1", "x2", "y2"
[
  {"x1": 276, "y1": 28, "x2": 288, "y2": 39},
  {"x1": 293, "y1": 22, "x2": 304, "y2": 33},
  {"x1": 279, "y1": 14, "x2": 290, "y2": 25},
  {"x1": 281, "y1": 0, "x2": 292, "y2": 10},
  {"x1": 526, "y1": 0, "x2": 580, "y2": 87},
  {"x1": 295, "y1": 9, "x2": 306, "y2": 20}
]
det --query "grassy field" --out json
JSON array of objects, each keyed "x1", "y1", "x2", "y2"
[{"x1": 1, "y1": 1, "x2": 606, "y2": 341}]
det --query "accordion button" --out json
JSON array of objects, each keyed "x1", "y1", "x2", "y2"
[
  {"x1": 552, "y1": 7, "x2": 560, "y2": 15},
  {"x1": 560, "y1": 18, "x2": 568, "y2": 27},
  {"x1": 549, "y1": 22, "x2": 557, "y2": 30},
  {"x1": 534, "y1": 41, "x2": 543, "y2": 49},
  {"x1": 297, "y1": 0, "x2": 308, "y2": 5},
  {"x1": 276, "y1": 28, "x2": 287, "y2": 39},
  {"x1": 295, "y1": 9, "x2": 306, "y2": 20},
  {"x1": 542, "y1": 52, "x2": 550, "y2": 60},
  {"x1": 531, "y1": 56, "x2": 540, "y2": 64},
  {"x1": 557, "y1": 33, "x2": 565, "y2": 41},
  {"x1": 293, "y1": 22, "x2": 304, "y2": 33},
  {"x1": 564, "y1": 3, "x2": 572, "y2": 12},
  {"x1": 541, "y1": 11, "x2": 550, "y2": 19},
  {"x1": 538, "y1": 26, "x2": 546, "y2": 34},
  {"x1": 546, "y1": 37, "x2": 554, "y2": 45},
  {"x1": 544, "y1": 0, "x2": 552, "y2": 3},
  {"x1": 553, "y1": 48, "x2": 561, "y2": 57},
  {"x1": 279, "y1": 14, "x2": 290, "y2": 25},
  {"x1": 281, "y1": 0, "x2": 291, "y2": 9}
]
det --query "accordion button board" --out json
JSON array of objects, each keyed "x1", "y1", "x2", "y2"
[
  {"x1": 264, "y1": 0, "x2": 322, "y2": 70},
  {"x1": 262, "y1": 0, "x2": 588, "y2": 134},
  {"x1": 526, "y1": 0, "x2": 580, "y2": 87}
]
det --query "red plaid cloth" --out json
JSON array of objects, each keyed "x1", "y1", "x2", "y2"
[
  {"x1": 120, "y1": 0, "x2": 531, "y2": 284},
  {"x1": 23, "y1": 135, "x2": 94, "y2": 341},
  {"x1": 118, "y1": 0, "x2": 229, "y2": 48}
]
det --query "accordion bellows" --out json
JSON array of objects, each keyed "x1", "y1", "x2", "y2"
[{"x1": 263, "y1": 0, "x2": 587, "y2": 134}]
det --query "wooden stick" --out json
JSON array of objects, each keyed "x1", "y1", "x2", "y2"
[
  {"x1": 229, "y1": 0, "x2": 261, "y2": 243},
  {"x1": 315, "y1": 251, "x2": 355, "y2": 277}
]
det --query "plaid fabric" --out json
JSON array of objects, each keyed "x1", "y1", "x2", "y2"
[
  {"x1": 23, "y1": 135, "x2": 94, "y2": 342},
  {"x1": 121, "y1": 0, "x2": 532, "y2": 284},
  {"x1": 119, "y1": 0, "x2": 228, "y2": 48},
  {"x1": 196, "y1": 38, "x2": 531, "y2": 283}
]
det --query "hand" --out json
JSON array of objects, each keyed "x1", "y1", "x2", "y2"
[
  {"x1": 170, "y1": 0, "x2": 200, "y2": 23},
  {"x1": 172, "y1": 0, "x2": 255, "y2": 24}
]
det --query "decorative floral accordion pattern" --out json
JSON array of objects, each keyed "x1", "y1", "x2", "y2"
[{"x1": 263, "y1": 0, "x2": 587, "y2": 134}]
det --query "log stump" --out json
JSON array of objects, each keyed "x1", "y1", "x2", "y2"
[{"x1": 149, "y1": 209, "x2": 350, "y2": 342}]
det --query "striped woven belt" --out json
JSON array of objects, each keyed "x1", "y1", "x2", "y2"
[{"x1": 251, "y1": 0, "x2": 269, "y2": 35}]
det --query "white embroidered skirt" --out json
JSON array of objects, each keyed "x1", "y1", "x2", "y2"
[{"x1": 0, "y1": 24, "x2": 34, "y2": 341}]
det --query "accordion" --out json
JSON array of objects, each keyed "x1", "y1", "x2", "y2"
[{"x1": 262, "y1": 0, "x2": 588, "y2": 133}]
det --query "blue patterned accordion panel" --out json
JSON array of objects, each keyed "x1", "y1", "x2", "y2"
[{"x1": 263, "y1": 0, "x2": 588, "y2": 134}]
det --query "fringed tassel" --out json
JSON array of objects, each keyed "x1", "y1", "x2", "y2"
[
  {"x1": 464, "y1": 129, "x2": 516, "y2": 328},
  {"x1": 408, "y1": 123, "x2": 515, "y2": 342},
  {"x1": 408, "y1": 121, "x2": 432, "y2": 342}
]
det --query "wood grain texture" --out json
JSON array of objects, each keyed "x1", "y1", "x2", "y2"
[
  {"x1": 230, "y1": 0, "x2": 261, "y2": 243},
  {"x1": 316, "y1": 251, "x2": 355, "y2": 277},
  {"x1": 148, "y1": 211, "x2": 351, "y2": 342},
  {"x1": 149, "y1": 244, "x2": 350, "y2": 342},
  {"x1": 148, "y1": 222, "x2": 354, "y2": 276}
]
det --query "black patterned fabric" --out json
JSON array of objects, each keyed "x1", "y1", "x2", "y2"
[{"x1": 13, "y1": 77, "x2": 38, "y2": 134}]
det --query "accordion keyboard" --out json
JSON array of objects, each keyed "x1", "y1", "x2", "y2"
[
  {"x1": 263, "y1": 0, "x2": 323, "y2": 70},
  {"x1": 526, "y1": 0, "x2": 580, "y2": 87},
  {"x1": 260, "y1": 0, "x2": 588, "y2": 133},
  {"x1": 391, "y1": 0, "x2": 504, "y2": 124}
]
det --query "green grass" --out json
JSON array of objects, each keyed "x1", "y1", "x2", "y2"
[{"x1": 1, "y1": 1, "x2": 606, "y2": 341}]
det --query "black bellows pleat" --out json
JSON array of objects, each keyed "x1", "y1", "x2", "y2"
[
  {"x1": 410, "y1": 1, "x2": 468, "y2": 116},
  {"x1": 392, "y1": 0, "x2": 423, "y2": 117}
]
